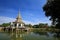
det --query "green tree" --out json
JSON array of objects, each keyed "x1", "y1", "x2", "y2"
[
  {"x1": 33, "y1": 25, "x2": 39, "y2": 28},
  {"x1": 38, "y1": 23, "x2": 44, "y2": 28},
  {"x1": 38, "y1": 23, "x2": 48, "y2": 28},
  {"x1": 25, "y1": 24, "x2": 32, "y2": 28},
  {"x1": 43, "y1": 0, "x2": 60, "y2": 29},
  {"x1": 2, "y1": 23, "x2": 10, "y2": 27},
  {"x1": 28, "y1": 24, "x2": 32, "y2": 28}
]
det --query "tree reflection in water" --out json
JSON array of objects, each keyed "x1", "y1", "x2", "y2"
[
  {"x1": 33, "y1": 31, "x2": 60, "y2": 40},
  {"x1": 4, "y1": 31, "x2": 60, "y2": 40},
  {"x1": 10, "y1": 31, "x2": 29, "y2": 40}
]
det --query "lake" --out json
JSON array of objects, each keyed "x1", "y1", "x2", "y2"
[{"x1": 0, "y1": 31, "x2": 60, "y2": 40}]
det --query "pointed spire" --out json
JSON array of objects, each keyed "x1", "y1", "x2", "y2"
[
  {"x1": 15, "y1": 9, "x2": 23, "y2": 23},
  {"x1": 15, "y1": 9, "x2": 24, "y2": 24},
  {"x1": 17, "y1": 9, "x2": 21, "y2": 19}
]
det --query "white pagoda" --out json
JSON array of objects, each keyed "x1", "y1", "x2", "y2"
[{"x1": 10, "y1": 10, "x2": 25, "y2": 29}]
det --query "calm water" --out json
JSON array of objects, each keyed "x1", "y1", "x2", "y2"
[{"x1": 0, "y1": 31, "x2": 60, "y2": 40}]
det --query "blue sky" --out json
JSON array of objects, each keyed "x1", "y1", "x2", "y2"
[{"x1": 0, "y1": 0, "x2": 51, "y2": 25}]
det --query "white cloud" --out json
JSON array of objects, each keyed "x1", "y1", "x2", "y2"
[
  {"x1": 23, "y1": 20, "x2": 36, "y2": 25},
  {"x1": 34, "y1": 19, "x2": 52, "y2": 25},
  {"x1": 0, "y1": 16, "x2": 51, "y2": 25},
  {"x1": 23, "y1": 19, "x2": 51, "y2": 25},
  {"x1": 0, "y1": 16, "x2": 16, "y2": 24}
]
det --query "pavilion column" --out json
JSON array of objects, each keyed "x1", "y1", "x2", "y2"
[
  {"x1": 21, "y1": 24, "x2": 23, "y2": 27},
  {"x1": 17, "y1": 23, "x2": 19, "y2": 28}
]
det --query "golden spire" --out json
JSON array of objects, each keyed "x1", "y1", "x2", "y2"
[
  {"x1": 16, "y1": 10, "x2": 22, "y2": 23},
  {"x1": 16, "y1": 10, "x2": 21, "y2": 19},
  {"x1": 15, "y1": 9, "x2": 24, "y2": 24}
]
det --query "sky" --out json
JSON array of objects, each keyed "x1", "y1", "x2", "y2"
[{"x1": 0, "y1": 0, "x2": 51, "y2": 25}]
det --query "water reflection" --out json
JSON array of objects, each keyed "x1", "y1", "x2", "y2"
[
  {"x1": 0, "y1": 31, "x2": 60, "y2": 40},
  {"x1": 9, "y1": 31, "x2": 30, "y2": 40},
  {"x1": 33, "y1": 31, "x2": 60, "y2": 40}
]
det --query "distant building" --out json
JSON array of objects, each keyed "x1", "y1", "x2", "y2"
[{"x1": 10, "y1": 10, "x2": 25, "y2": 29}]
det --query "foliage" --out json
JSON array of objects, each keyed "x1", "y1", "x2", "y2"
[
  {"x1": 0, "y1": 23, "x2": 10, "y2": 27},
  {"x1": 0, "y1": 25, "x2": 3, "y2": 27},
  {"x1": 38, "y1": 23, "x2": 48, "y2": 28},
  {"x1": 33, "y1": 23, "x2": 48, "y2": 28},
  {"x1": 25, "y1": 24, "x2": 32, "y2": 28},
  {"x1": 33, "y1": 25, "x2": 39, "y2": 28},
  {"x1": 25, "y1": 23, "x2": 48, "y2": 28},
  {"x1": 43, "y1": 0, "x2": 60, "y2": 29}
]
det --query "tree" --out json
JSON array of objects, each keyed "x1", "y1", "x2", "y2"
[
  {"x1": 25, "y1": 24, "x2": 32, "y2": 28},
  {"x1": 2, "y1": 23, "x2": 10, "y2": 27},
  {"x1": 28, "y1": 24, "x2": 32, "y2": 28},
  {"x1": 43, "y1": 0, "x2": 60, "y2": 29},
  {"x1": 38, "y1": 23, "x2": 48, "y2": 28},
  {"x1": 33, "y1": 23, "x2": 48, "y2": 28},
  {"x1": 33, "y1": 25, "x2": 39, "y2": 28},
  {"x1": 38, "y1": 23, "x2": 44, "y2": 28}
]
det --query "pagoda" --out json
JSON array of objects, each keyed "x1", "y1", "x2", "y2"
[{"x1": 11, "y1": 10, "x2": 25, "y2": 29}]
